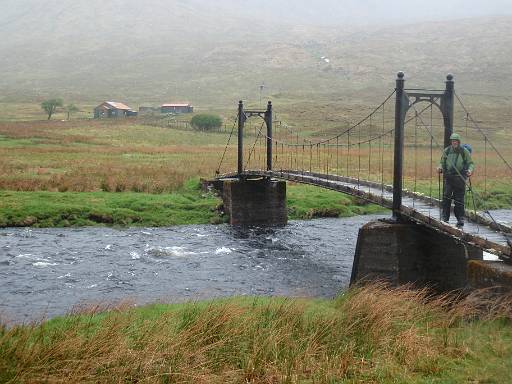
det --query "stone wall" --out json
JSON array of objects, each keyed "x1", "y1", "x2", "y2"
[{"x1": 468, "y1": 260, "x2": 512, "y2": 292}]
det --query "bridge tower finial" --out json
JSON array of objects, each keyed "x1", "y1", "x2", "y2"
[
  {"x1": 238, "y1": 100, "x2": 245, "y2": 176},
  {"x1": 266, "y1": 100, "x2": 273, "y2": 171},
  {"x1": 443, "y1": 74, "x2": 455, "y2": 148},
  {"x1": 393, "y1": 71, "x2": 406, "y2": 219}
]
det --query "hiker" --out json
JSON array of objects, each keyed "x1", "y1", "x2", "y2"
[{"x1": 437, "y1": 133, "x2": 475, "y2": 228}]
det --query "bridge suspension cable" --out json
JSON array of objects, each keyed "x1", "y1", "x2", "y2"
[
  {"x1": 215, "y1": 116, "x2": 238, "y2": 175},
  {"x1": 214, "y1": 74, "x2": 511, "y2": 259},
  {"x1": 233, "y1": 91, "x2": 398, "y2": 200},
  {"x1": 263, "y1": 91, "x2": 396, "y2": 148},
  {"x1": 455, "y1": 93, "x2": 512, "y2": 174},
  {"x1": 408, "y1": 99, "x2": 512, "y2": 248}
]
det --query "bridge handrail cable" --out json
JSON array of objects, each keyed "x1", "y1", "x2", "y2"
[
  {"x1": 215, "y1": 116, "x2": 238, "y2": 175},
  {"x1": 244, "y1": 120, "x2": 266, "y2": 170},
  {"x1": 408, "y1": 98, "x2": 512, "y2": 248},
  {"x1": 270, "y1": 105, "x2": 430, "y2": 148},
  {"x1": 455, "y1": 92, "x2": 512, "y2": 175},
  {"x1": 262, "y1": 90, "x2": 396, "y2": 148}
]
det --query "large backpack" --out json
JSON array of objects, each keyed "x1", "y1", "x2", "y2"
[{"x1": 461, "y1": 144, "x2": 472, "y2": 174}]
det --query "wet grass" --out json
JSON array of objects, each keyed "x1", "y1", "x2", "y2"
[
  {"x1": 0, "y1": 182, "x2": 384, "y2": 228},
  {"x1": 1, "y1": 283, "x2": 511, "y2": 383},
  {"x1": 0, "y1": 179, "x2": 223, "y2": 228},
  {"x1": 288, "y1": 184, "x2": 386, "y2": 219}
]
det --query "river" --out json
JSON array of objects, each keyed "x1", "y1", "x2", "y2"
[{"x1": 1, "y1": 211, "x2": 511, "y2": 323}]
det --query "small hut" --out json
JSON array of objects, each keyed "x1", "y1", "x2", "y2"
[
  {"x1": 94, "y1": 101, "x2": 137, "y2": 118},
  {"x1": 160, "y1": 103, "x2": 194, "y2": 114}
]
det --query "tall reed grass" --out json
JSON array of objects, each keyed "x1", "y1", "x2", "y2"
[
  {"x1": 0, "y1": 120, "x2": 233, "y2": 193},
  {"x1": 1, "y1": 283, "x2": 511, "y2": 383}
]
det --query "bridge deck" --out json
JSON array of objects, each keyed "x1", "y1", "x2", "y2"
[{"x1": 219, "y1": 170, "x2": 512, "y2": 261}]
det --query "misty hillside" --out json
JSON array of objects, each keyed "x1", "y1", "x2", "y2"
[
  {"x1": 1, "y1": 0, "x2": 511, "y2": 105},
  {"x1": 3, "y1": 0, "x2": 511, "y2": 29}
]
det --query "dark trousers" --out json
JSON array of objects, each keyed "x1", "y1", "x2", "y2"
[{"x1": 442, "y1": 175, "x2": 466, "y2": 221}]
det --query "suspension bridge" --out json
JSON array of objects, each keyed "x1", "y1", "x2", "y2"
[{"x1": 214, "y1": 72, "x2": 512, "y2": 267}]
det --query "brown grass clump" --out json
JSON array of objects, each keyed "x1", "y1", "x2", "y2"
[
  {"x1": 0, "y1": 120, "x2": 235, "y2": 193},
  {"x1": 1, "y1": 283, "x2": 511, "y2": 383},
  {"x1": 1, "y1": 118, "x2": 510, "y2": 195}
]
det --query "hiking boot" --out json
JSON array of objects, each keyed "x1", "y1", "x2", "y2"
[
  {"x1": 442, "y1": 216, "x2": 450, "y2": 223},
  {"x1": 456, "y1": 220, "x2": 464, "y2": 228}
]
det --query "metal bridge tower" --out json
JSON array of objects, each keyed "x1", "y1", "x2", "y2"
[
  {"x1": 237, "y1": 100, "x2": 273, "y2": 176},
  {"x1": 393, "y1": 72, "x2": 455, "y2": 218}
]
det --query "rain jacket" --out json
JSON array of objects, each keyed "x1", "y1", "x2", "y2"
[{"x1": 439, "y1": 146, "x2": 475, "y2": 176}]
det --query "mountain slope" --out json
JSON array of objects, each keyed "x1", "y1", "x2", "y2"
[{"x1": 0, "y1": 1, "x2": 511, "y2": 105}]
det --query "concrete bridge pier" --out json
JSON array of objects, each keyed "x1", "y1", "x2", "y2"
[
  {"x1": 219, "y1": 177, "x2": 287, "y2": 226},
  {"x1": 350, "y1": 220, "x2": 483, "y2": 292}
]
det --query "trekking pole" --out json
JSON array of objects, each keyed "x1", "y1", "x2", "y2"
[
  {"x1": 438, "y1": 171, "x2": 442, "y2": 220},
  {"x1": 467, "y1": 177, "x2": 478, "y2": 216},
  {"x1": 466, "y1": 176, "x2": 481, "y2": 233}
]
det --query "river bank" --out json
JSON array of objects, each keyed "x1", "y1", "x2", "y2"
[
  {"x1": 2, "y1": 284, "x2": 511, "y2": 383},
  {"x1": 0, "y1": 180, "x2": 386, "y2": 228}
]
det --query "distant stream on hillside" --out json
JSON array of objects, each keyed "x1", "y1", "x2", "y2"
[{"x1": 1, "y1": 211, "x2": 511, "y2": 323}]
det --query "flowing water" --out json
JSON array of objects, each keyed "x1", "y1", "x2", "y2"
[{"x1": 1, "y1": 211, "x2": 511, "y2": 323}]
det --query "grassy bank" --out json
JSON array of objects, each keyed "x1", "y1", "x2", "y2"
[
  {"x1": 1, "y1": 284, "x2": 511, "y2": 383},
  {"x1": 0, "y1": 182, "x2": 385, "y2": 228},
  {"x1": 287, "y1": 183, "x2": 386, "y2": 219},
  {"x1": 0, "y1": 179, "x2": 222, "y2": 228}
]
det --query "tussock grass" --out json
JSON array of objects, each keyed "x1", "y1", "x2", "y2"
[
  {"x1": 0, "y1": 120, "x2": 231, "y2": 194},
  {"x1": 1, "y1": 283, "x2": 511, "y2": 383},
  {"x1": 1, "y1": 118, "x2": 510, "y2": 198}
]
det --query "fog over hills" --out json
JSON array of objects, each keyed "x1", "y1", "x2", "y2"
[
  {"x1": 1, "y1": 0, "x2": 511, "y2": 105},
  {"x1": 3, "y1": 0, "x2": 511, "y2": 28}
]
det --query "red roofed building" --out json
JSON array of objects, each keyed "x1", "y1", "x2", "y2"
[
  {"x1": 94, "y1": 101, "x2": 137, "y2": 118},
  {"x1": 161, "y1": 103, "x2": 193, "y2": 114}
]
